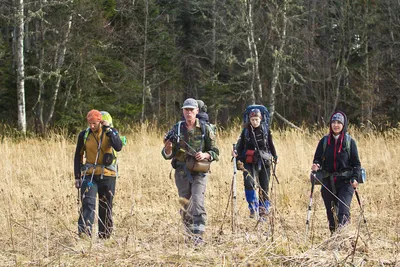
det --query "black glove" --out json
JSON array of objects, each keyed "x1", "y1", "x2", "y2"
[
  {"x1": 237, "y1": 160, "x2": 244, "y2": 171},
  {"x1": 75, "y1": 178, "x2": 82, "y2": 189}
]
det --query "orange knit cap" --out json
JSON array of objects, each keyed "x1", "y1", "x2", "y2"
[{"x1": 86, "y1": 109, "x2": 102, "y2": 122}]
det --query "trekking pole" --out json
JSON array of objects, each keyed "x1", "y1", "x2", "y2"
[
  {"x1": 231, "y1": 144, "x2": 237, "y2": 233},
  {"x1": 354, "y1": 189, "x2": 372, "y2": 240},
  {"x1": 272, "y1": 160, "x2": 279, "y2": 184},
  {"x1": 77, "y1": 188, "x2": 80, "y2": 205},
  {"x1": 305, "y1": 172, "x2": 316, "y2": 241},
  {"x1": 354, "y1": 189, "x2": 366, "y2": 223}
]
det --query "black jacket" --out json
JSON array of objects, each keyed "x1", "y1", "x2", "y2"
[
  {"x1": 236, "y1": 125, "x2": 277, "y2": 163},
  {"x1": 313, "y1": 111, "x2": 361, "y2": 181}
]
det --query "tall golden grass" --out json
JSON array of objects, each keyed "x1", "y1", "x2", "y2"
[{"x1": 0, "y1": 125, "x2": 399, "y2": 266}]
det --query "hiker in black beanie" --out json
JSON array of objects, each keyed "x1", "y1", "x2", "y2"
[{"x1": 311, "y1": 111, "x2": 362, "y2": 234}]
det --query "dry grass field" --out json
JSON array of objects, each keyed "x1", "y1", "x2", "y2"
[{"x1": 1, "y1": 125, "x2": 399, "y2": 266}]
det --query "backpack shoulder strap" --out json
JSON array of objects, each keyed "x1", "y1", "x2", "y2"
[
  {"x1": 83, "y1": 127, "x2": 91, "y2": 146},
  {"x1": 177, "y1": 121, "x2": 183, "y2": 143},
  {"x1": 345, "y1": 133, "x2": 352, "y2": 157},
  {"x1": 323, "y1": 133, "x2": 351, "y2": 157},
  {"x1": 322, "y1": 134, "x2": 329, "y2": 154},
  {"x1": 261, "y1": 123, "x2": 268, "y2": 136},
  {"x1": 261, "y1": 123, "x2": 269, "y2": 147}
]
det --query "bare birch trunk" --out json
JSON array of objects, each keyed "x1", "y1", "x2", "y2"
[
  {"x1": 270, "y1": 1, "x2": 287, "y2": 121},
  {"x1": 246, "y1": 0, "x2": 262, "y2": 103},
  {"x1": 141, "y1": 0, "x2": 148, "y2": 123},
  {"x1": 45, "y1": 14, "x2": 73, "y2": 127},
  {"x1": 16, "y1": 0, "x2": 26, "y2": 133},
  {"x1": 211, "y1": 0, "x2": 216, "y2": 78},
  {"x1": 247, "y1": 34, "x2": 256, "y2": 105},
  {"x1": 35, "y1": 14, "x2": 45, "y2": 134},
  {"x1": 244, "y1": 0, "x2": 255, "y2": 105}
]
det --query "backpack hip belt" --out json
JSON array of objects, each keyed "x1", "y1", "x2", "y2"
[
  {"x1": 315, "y1": 170, "x2": 353, "y2": 180},
  {"x1": 82, "y1": 163, "x2": 117, "y2": 173}
]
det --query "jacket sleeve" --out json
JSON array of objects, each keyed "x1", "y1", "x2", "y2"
[
  {"x1": 350, "y1": 138, "x2": 361, "y2": 181},
  {"x1": 235, "y1": 129, "x2": 246, "y2": 162},
  {"x1": 74, "y1": 131, "x2": 85, "y2": 179},
  {"x1": 106, "y1": 127, "x2": 123, "y2": 152},
  {"x1": 267, "y1": 130, "x2": 278, "y2": 159},
  {"x1": 312, "y1": 138, "x2": 325, "y2": 166}
]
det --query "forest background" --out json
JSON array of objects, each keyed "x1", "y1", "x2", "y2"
[{"x1": 1, "y1": 0, "x2": 400, "y2": 134}]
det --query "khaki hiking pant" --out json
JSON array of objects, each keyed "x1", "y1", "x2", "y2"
[{"x1": 175, "y1": 165, "x2": 208, "y2": 235}]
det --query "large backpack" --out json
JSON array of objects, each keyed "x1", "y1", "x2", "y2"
[
  {"x1": 196, "y1": 113, "x2": 217, "y2": 136},
  {"x1": 243, "y1": 104, "x2": 270, "y2": 127},
  {"x1": 243, "y1": 104, "x2": 270, "y2": 143}
]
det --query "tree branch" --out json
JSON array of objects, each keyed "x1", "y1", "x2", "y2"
[{"x1": 274, "y1": 111, "x2": 303, "y2": 131}]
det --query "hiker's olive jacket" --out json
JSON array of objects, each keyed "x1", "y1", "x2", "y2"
[{"x1": 162, "y1": 118, "x2": 219, "y2": 163}]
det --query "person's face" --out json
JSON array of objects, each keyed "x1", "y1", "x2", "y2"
[
  {"x1": 250, "y1": 116, "x2": 261, "y2": 128},
  {"x1": 331, "y1": 120, "x2": 343, "y2": 135},
  {"x1": 88, "y1": 120, "x2": 101, "y2": 132},
  {"x1": 183, "y1": 108, "x2": 199, "y2": 121}
]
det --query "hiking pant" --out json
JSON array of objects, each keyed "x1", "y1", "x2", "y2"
[
  {"x1": 175, "y1": 165, "x2": 207, "y2": 235},
  {"x1": 78, "y1": 175, "x2": 116, "y2": 238},
  {"x1": 243, "y1": 162, "x2": 271, "y2": 211},
  {"x1": 321, "y1": 180, "x2": 354, "y2": 232}
]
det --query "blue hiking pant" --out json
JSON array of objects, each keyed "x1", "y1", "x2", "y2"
[
  {"x1": 78, "y1": 175, "x2": 116, "y2": 238},
  {"x1": 243, "y1": 162, "x2": 271, "y2": 211}
]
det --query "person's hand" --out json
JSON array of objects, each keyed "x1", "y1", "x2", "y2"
[
  {"x1": 237, "y1": 160, "x2": 244, "y2": 171},
  {"x1": 75, "y1": 178, "x2": 82, "y2": 189},
  {"x1": 311, "y1": 163, "x2": 320, "y2": 172},
  {"x1": 274, "y1": 157, "x2": 279, "y2": 164},
  {"x1": 351, "y1": 179, "x2": 358, "y2": 189},
  {"x1": 101, "y1": 120, "x2": 110, "y2": 127},
  {"x1": 232, "y1": 150, "x2": 238, "y2": 157},
  {"x1": 164, "y1": 140, "x2": 173, "y2": 155},
  {"x1": 195, "y1": 151, "x2": 210, "y2": 161}
]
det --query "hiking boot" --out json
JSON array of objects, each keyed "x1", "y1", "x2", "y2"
[
  {"x1": 78, "y1": 232, "x2": 91, "y2": 240},
  {"x1": 249, "y1": 210, "x2": 256, "y2": 218},
  {"x1": 98, "y1": 232, "x2": 111, "y2": 239}
]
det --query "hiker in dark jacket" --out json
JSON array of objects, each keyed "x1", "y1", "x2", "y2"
[
  {"x1": 311, "y1": 111, "x2": 361, "y2": 234},
  {"x1": 74, "y1": 109, "x2": 123, "y2": 238},
  {"x1": 233, "y1": 109, "x2": 278, "y2": 219}
]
